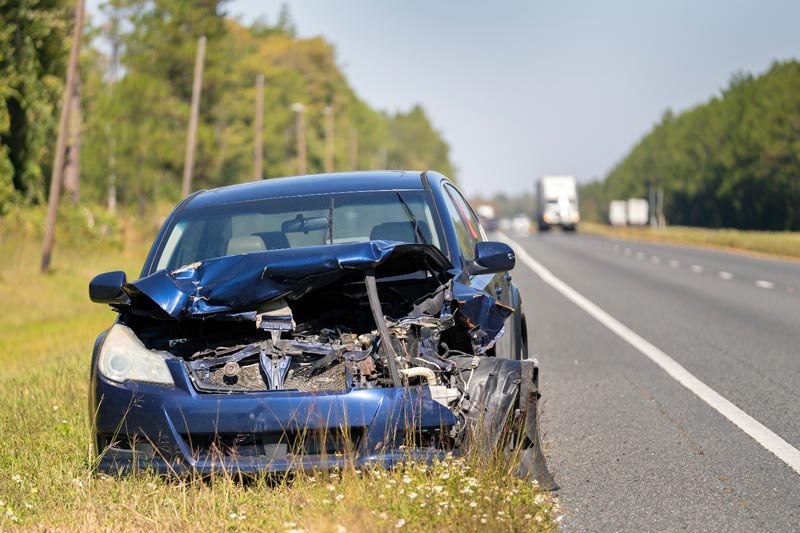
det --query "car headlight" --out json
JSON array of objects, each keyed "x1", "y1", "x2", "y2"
[{"x1": 98, "y1": 324, "x2": 175, "y2": 386}]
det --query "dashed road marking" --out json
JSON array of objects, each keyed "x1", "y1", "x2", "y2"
[
  {"x1": 669, "y1": 260, "x2": 680, "y2": 268},
  {"x1": 636, "y1": 251, "x2": 645, "y2": 260},
  {"x1": 500, "y1": 232, "x2": 800, "y2": 477},
  {"x1": 756, "y1": 280, "x2": 775, "y2": 289},
  {"x1": 690, "y1": 265, "x2": 703, "y2": 273},
  {"x1": 718, "y1": 271, "x2": 733, "y2": 280},
  {"x1": 651, "y1": 256, "x2": 661, "y2": 264},
  {"x1": 623, "y1": 248, "x2": 632, "y2": 256}
]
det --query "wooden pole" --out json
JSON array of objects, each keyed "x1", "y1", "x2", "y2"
[
  {"x1": 62, "y1": 73, "x2": 81, "y2": 203},
  {"x1": 253, "y1": 74, "x2": 264, "y2": 180},
  {"x1": 323, "y1": 105, "x2": 334, "y2": 173},
  {"x1": 181, "y1": 36, "x2": 206, "y2": 198},
  {"x1": 41, "y1": 0, "x2": 84, "y2": 273},
  {"x1": 291, "y1": 102, "x2": 306, "y2": 175}
]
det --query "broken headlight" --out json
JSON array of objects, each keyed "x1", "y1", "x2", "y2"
[{"x1": 98, "y1": 324, "x2": 175, "y2": 386}]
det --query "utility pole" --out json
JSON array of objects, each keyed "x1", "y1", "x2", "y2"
[
  {"x1": 375, "y1": 145, "x2": 388, "y2": 169},
  {"x1": 348, "y1": 127, "x2": 358, "y2": 170},
  {"x1": 254, "y1": 74, "x2": 264, "y2": 180},
  {"x1": 106, "y1": 15, "x2": 121, "y2": 213},
  {"x1": 649, "y1": 183, "x2": 657, "y2": 228},
  {"x1": 181, "y1": 35, "x2": 206, "y2": 198},
  {"x1": 323, "y1": 105, "x2": 334, "y2": 173},
  {"x1": 62, "y1": 71, "x2": 81, "y2": 203},
  {"x1": 291, "y1": 102, "x2": 306, "y2": 175},
  {"x1": 41, "y1": 0, "x2": 84, "y2": 274}
]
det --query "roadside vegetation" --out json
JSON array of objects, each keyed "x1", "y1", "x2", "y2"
[
  {"x1": 579, "y1": 221, "x2": 800, "y2": 260},
  {"x1": 579, "y1": 61, "x2": 800, "y2": 231},
  {"x1": 0, "y1": 207, "x2": 560, "y2": 531}
]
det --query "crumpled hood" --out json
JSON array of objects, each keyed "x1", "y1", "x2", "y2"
[{"x1": 123, "y1": 241, "x2": 453, "y2": 319}]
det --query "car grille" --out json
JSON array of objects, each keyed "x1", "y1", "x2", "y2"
[{"x1": 180, "y1": 427, "x2": 365, "y2": 461}]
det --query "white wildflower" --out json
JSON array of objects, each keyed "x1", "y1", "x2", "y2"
[
  {"x1": 327, "y1": 484, "x2": 336, "y2": 492},
  {"x1": 229, "y1": 513, "x2": 238, "y2": 519},
  {"x1": 52, "y1": 405, "x2": 59, "y2": 411},
  {"x1": 336, "y1": 526, "x2": 347, "y2": 533},
  {"x1": 439, "y1": 472, "x2": 450, "y2": 480},
  {"x1": 432, "y1": 485, "x2": 443, "y2": 493},
  {"x1": 408, "y1": 492, "x2": 417, "y2": 500},
  {"x1": 469, "y1": 502, "x2": 477, "y2": 508},
  {"x1": 401, "y1": 475, "x2": 412, "y2": 484},
  {"x1": 12, "y1": 475, "x2": 22, "y2": 484},
  {"x1": 524, "y1": 514, "x2": 532, "y2": 520},
  {"x1": 335, "y1": 494, "x2": 344, "y2": 501},
  {"x1": 394, "y1": 518, "x2": 406, "y2": 528}
]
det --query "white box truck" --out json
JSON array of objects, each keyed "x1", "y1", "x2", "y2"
[
  {"x1": 536, "y1": 176, "x2": 579, "y2": 231},
  {"x1": 626, "y1": 198, "x2": 649, "y2": 226},
  {"x1": 609, "y1": 200, "x2": 627, "y2": 227}
]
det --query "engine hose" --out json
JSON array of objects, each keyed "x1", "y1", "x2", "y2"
[{"x1": 365, "y1": 269, "x2": 402, "y2": 387}]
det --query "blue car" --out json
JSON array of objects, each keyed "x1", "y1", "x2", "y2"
[{"x1": 89, "y1": 170, "x2": 555, "y2": 488}]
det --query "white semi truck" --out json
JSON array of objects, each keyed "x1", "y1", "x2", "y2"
[{"x1": 536, "y1": 176, "x2": 579, "y2": 231}]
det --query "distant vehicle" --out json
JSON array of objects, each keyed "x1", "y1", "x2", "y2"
[
  {"x1": 627, "y1": 198, "x2": 649, "y2": 226},
  {"x1": 536, "y1": 176, "x2": 579, "y2": 231},
  {"x1": 609, "y1": 200, "x2": 628, "y2": 227},
  {"x1": 476, "y1": 204, "x2": 498, "y2": 232},
  {"x1": 510, "y1": 213, "x2": 532, "y2": 235}
]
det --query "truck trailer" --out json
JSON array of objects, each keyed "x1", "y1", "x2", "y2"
[{"x1": 536, "y1": 176, "x2": 579, "y2": 231}]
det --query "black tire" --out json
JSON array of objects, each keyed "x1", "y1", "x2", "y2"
[{"x1": 457, "y1": 357, "x2": 558, "y2": 490}]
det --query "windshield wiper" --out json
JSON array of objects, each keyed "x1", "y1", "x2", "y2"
[{"x1": 396, "y1": 192, "x2": 427, "y2": 244}]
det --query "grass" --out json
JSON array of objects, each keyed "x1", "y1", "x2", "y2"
[
  {"x1": 580, "y1": 222, "x2": 800, "y2": 260},
  {"x1": 0, "y1": 205, "x2": 560, "y2": 531}
]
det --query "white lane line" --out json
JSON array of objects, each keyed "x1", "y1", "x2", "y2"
[
  {"x1": 500, "y1": 233, "x2": 800, "y2": 475},
  {"x1": 623, "y1": 248, "x2": 632, "y2": 256},
  {"x1": 718, "y1": 271, "x2": 734, "y2": 280},
  {"x1": 651, "y1": 256, "x2": 661, "y2": 264},
  {"x1": 636, "y1": 251, "x2": 646, "y2": 260},
  {"x1": 690, "y1": 265, "x2": 704, "y2": 273},
  {"x1": 669, "y1": 260, "x2": 680, "y2": 268},
  {"x1": 756, "y1": 280, "x2": 775, "y2": 289}
]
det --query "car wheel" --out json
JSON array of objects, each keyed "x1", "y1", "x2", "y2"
[{"x1": 459, "y1": 357, "x2": 558, "y2": 490}]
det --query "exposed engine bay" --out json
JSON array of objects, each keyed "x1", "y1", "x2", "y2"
[{"x1": 118, "y1": 242, "x2": 512, "y2": 400}]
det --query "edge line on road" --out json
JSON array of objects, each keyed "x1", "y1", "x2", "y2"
[{"x1": 499, "y1": 232, "x2": 800, "y2": 475}]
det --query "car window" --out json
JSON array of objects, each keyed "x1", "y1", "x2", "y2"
[
  {"x1": 442, "y1": 184, "x2": 485, "y2": 261},
  {"x1": 154, "y1": 190, "x2": 443, "y2": 271}
]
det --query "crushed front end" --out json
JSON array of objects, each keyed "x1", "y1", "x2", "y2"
[{"x1": 91, "y1": 242, "x2": 516, "y2": 475}]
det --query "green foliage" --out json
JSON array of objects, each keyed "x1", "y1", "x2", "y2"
[
  {"x1": 601, "y1": 61, "x2": 800, "y2": 230},
  {"x1": 0, "y1": 3, "x2": 455, "y2": 215},
  {"x1": 0, "y1": 0, "x2": 71, "y2": 213},
  {"x1": 73, "y1": 3, "x2": 456, "y2": 210}
]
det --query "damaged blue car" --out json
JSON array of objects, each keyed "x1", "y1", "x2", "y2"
[{"x1": 88, "y1": 170, "x2": 556, "y2": 489}]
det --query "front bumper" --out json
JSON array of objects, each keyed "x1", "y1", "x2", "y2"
[{"x1": 92, "y1": 359, "x2": 458, "y2": 475}]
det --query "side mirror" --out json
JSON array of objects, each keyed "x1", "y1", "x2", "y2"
[
  {"x1": 89, "y1": 271, "x2": 129, "y2": 304},
  {"x1": 471, "y1": 241, "x2": 515, "y2": 275}
]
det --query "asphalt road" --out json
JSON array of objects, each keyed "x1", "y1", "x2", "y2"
[{"x1": 499, "y1": 230, "x2": 800, "y2": 531}]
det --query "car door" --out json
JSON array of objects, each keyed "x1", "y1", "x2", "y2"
[{"x1": 440, "y1": 184, "x2": 516, "y2": 358}]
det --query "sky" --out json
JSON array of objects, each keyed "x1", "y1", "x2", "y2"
[{"x1": 222, "y1": 1, "x2": 800, "y2": 196}]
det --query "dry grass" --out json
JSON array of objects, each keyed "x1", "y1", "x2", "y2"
[
  {"x1": 0, "y1": 206, "x2": 560, "y2": 531},
  {"x1": 580, "y1": 222, "x2": 800, "y2": 261}
]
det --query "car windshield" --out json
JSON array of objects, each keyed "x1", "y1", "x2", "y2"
[{"x1": 154, "y1": 190, "x2": 443, "y2": 272}]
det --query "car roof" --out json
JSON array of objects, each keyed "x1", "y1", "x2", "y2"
[{"x1": 183, "y1": 171, "x2": 428, "y2": 210}]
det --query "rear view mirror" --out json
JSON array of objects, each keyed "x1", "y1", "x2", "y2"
[
  {"x1": 281, "y1": 214, "x2": 329, "y2": 234},
  {"x1": 471, "y1": 241, "x2": 515, "y2": 275},
  {"x1": 89, "y1": 271, "x2": 129, "y2": 304}
]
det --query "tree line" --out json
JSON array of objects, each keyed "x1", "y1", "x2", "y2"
[
  {"x1": 581, "y1": 60, "x2": 800, "y2": 231},
  {"x1": 0, "y1": 1, "x2": 455, "y2": 216}
]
